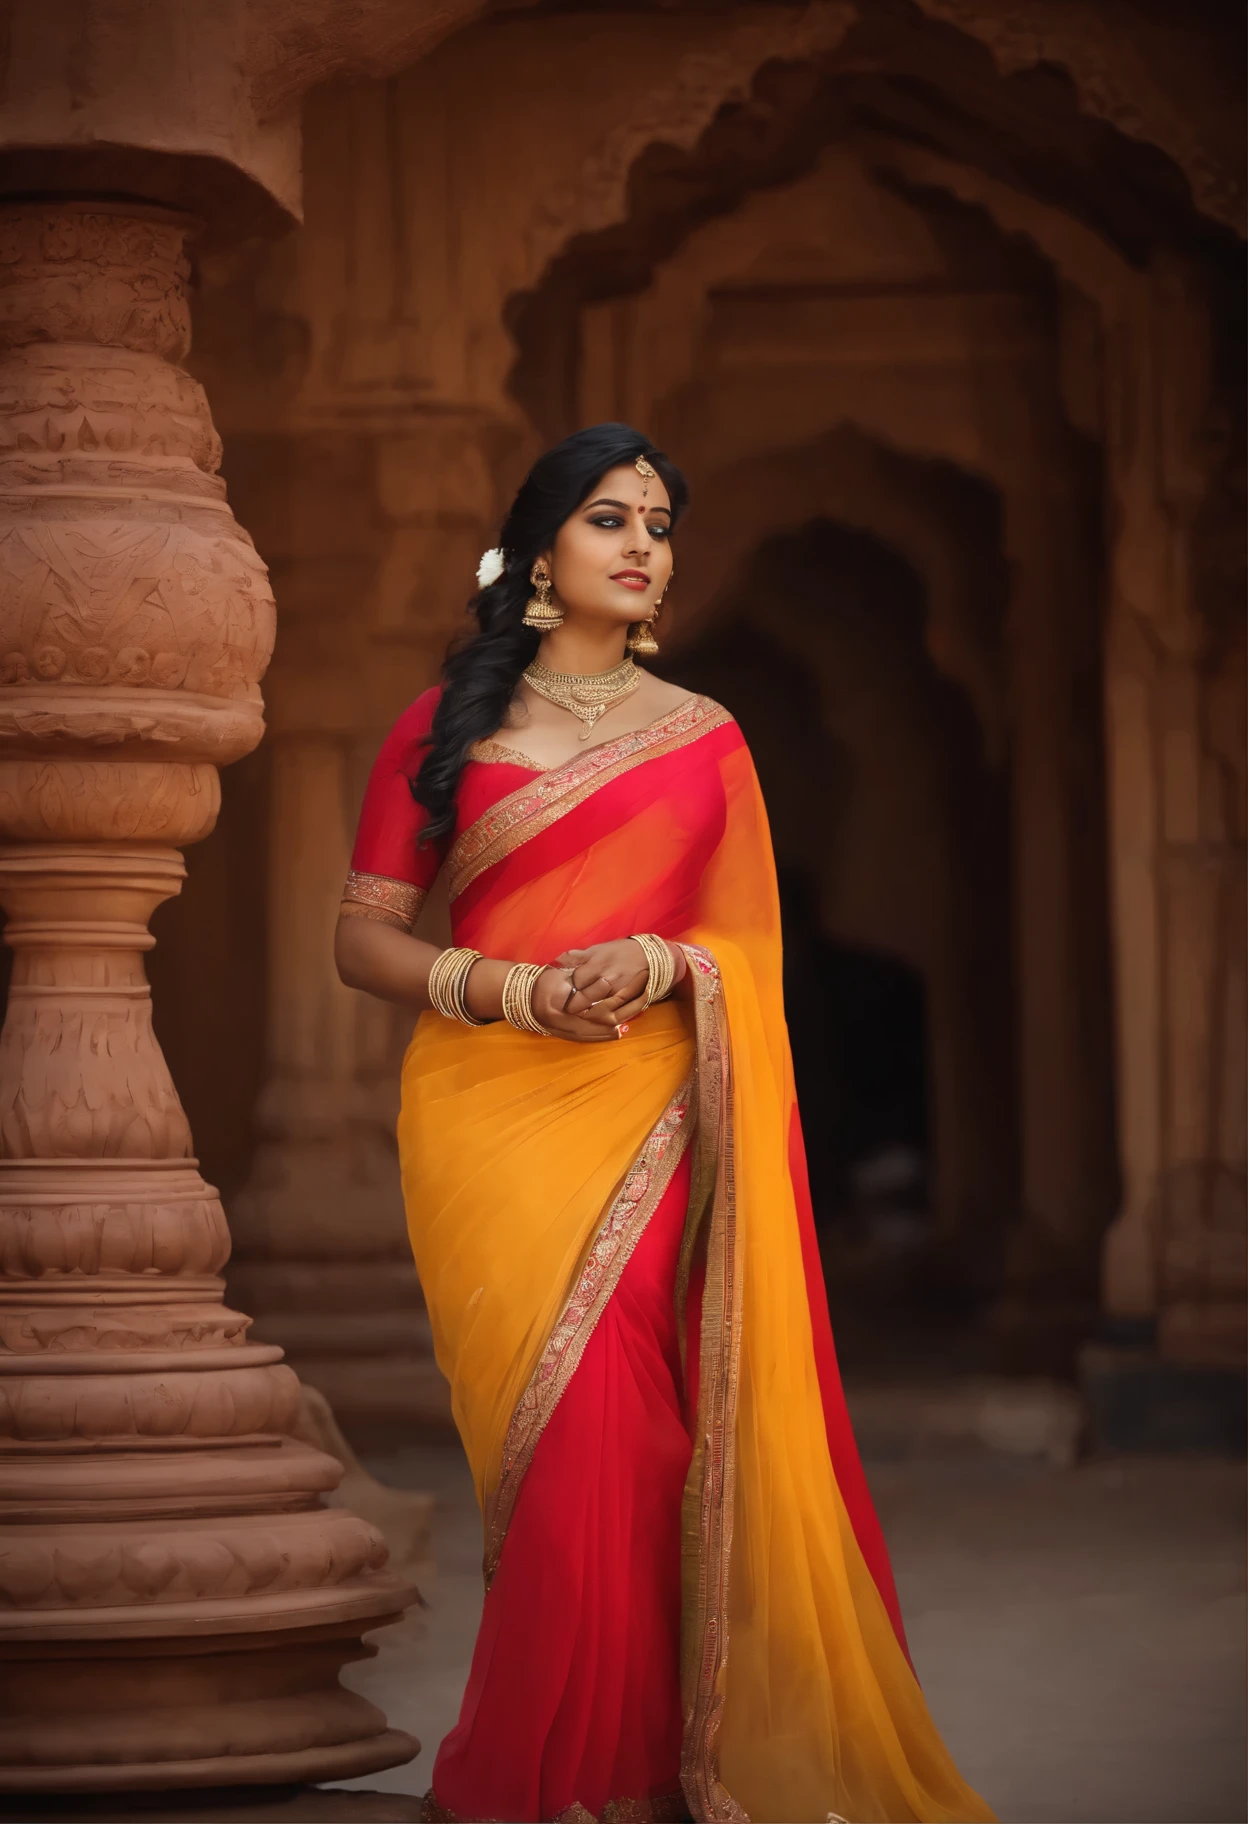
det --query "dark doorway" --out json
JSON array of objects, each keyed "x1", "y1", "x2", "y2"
[
  {"x1": 778, "y1": 864, "x2": 929, "y2": 1231},
  {"x1": 660, "y1": 518, "x2": 1017, "y2": 1335}
]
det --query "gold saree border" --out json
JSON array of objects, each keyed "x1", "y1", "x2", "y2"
[
  {"x1": 339, "y1": 868, "x2": 426, "y2": 932},
  {"x1": 466, "y1": 735, "x2": 549, "y2": 771},
  {"x1": 678, "y1": 945, "x2": 748, "y2": 1824},
  {"x1": 448, "y1": 695, "x2": 733, "y2": 901},
  {"x1": 482, "y1": 1078, "x2": 695, "y2": 1588}
]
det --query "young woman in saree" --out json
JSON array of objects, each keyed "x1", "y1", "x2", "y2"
[{"x1": 335, "y1": 424, "x2": 995, "y2": 1824}]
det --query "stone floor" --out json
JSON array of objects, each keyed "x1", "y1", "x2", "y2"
[
  {"x1": 322, "y1": 1441, "x2": 1247, "y2": 1824},
  {"x1": 13, "y1": 1441, "x2": 1244, "y2": 1824}
]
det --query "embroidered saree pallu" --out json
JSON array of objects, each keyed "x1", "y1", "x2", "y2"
[{"x1": 350, "y1": 689, "x2": 994, "y2": 1824}]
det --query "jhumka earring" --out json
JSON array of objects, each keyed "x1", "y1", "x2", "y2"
[
  {"x1": 627, "y1": 585, "x2": 665, "y2": 657},
  {"x1": 522, "y1": 559, "x2": 563, "y2": 630}
]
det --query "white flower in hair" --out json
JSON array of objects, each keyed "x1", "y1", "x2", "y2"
[{"x1": 476, "y1": 547, "x2": 506, "y2": 589}]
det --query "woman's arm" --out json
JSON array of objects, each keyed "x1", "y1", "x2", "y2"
[{"x1": 334, "y1": 914, "x2": 445, "y2": 1009}]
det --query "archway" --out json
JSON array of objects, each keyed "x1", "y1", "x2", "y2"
[
  {"x1": 499, "y1": 68, "x2": 1130, "y2": 1362},
  {"x1": 662, "y1": 515, "x2": 1016, "y2": 1317}
]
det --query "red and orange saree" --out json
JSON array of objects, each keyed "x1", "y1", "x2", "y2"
[{"x1": 346, "y1": 689, "x2": 994, "y2": 1824}]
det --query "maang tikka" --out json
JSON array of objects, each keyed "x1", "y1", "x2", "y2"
[{"x1": 522, "y1": 559, "x2": 564, "y2": 630}]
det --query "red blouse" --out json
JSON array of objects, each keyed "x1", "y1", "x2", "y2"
[{"x1": 341, "y1": 687, "x2": 541, "y2": 931}]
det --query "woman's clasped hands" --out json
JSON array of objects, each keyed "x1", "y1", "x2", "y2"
[{"x1": 530, "y1": 938, "x2": 663, "y2": 1041}]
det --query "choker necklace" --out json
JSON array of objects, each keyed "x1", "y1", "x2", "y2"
[{"x1": 523, "y1": 655, "x2": 641, "y2": 738}]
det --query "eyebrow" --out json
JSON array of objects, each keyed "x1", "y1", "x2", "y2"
[{"x1": 584, "y1": 496, "x2": 672, "y2": 516}]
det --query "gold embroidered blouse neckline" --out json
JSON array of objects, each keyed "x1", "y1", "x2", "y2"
[
  {"x1": 468, "y1": 737, "x2": 551, "y2": 772},
  {"x1": 471, "y1": 694, "x2": 701, "y2": 777}
]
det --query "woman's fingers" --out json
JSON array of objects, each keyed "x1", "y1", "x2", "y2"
[
  {"x1": 570, "y1": 965, "x2": 613, "y2": 993},
  {"x1": 545, "y1": 1010, "x2": 620, "y2": 1042},
  {"x1": 562, "y1": 979, "x2": 599, "y2": 1014},
  {"x1": 564, "y1": 972, "x2": 615, "y2": 1013},
  {"x1": 568, "y1": 980, "x2": 650, "y2": 1026},
  {"x1": 569, "y1": 973, "x2": 647, "y2": 1015},
  {"x1": 554, "y1": 948, "x2": 591, "y2": 970}
]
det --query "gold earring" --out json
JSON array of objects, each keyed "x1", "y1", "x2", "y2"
[
  {"x1": 522, "y1": 560, "x2": 563, "y2": 630},
  {"x1": 627, "y1": 590, "x2": 663, "y2": 656}
]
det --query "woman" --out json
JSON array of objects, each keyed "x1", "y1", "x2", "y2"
[{"x1": 336, "y1": 424, "x2": 995, "y2": 1824}]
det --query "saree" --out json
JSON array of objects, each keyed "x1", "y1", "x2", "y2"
[{"x1": 345, "y1": 688, "x2": 995, "y2": 1824}]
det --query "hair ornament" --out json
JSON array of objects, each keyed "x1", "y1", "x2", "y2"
[{"x1": 476, "y1": 547, "x2": 506, "y2": 589}]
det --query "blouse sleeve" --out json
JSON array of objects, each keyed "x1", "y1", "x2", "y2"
[{"x1": 340, "y1": 688, "x2": 446, "y2": 933}]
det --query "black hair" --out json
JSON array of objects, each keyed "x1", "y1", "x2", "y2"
[{"x1": 413, "y1": 422, "x2": 689, "y2": 843}]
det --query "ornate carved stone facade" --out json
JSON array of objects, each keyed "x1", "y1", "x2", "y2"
[{"x1": 187, "y1": 0, "x2": 1243, "y2": 1394}]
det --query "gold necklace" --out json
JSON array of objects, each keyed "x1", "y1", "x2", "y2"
[{"x1": 522, "y1": 655, "x2": 641, "y2": 738}]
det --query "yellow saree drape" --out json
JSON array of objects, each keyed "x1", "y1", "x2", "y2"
[{"x1": 398, "y1": 703, "x2": 995, "y2": 1824}]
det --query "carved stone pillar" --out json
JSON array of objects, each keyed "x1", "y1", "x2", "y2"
[
  {"x1": 994, "y1": 472, "x2": 1120, "y2": 1363},
  {"x1": 1100, "y1": 254, "x2": 1247, "y2": 1371},
  {"x1": 0, "y1": 202, "x2": 415, "y2": 1789}
]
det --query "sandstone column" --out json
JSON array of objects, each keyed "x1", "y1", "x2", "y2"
[
  {"x1": 1100, "y1": 254, "x2": 1247, "y2": 1369},
  {"x1": 995, "y1": 466, "x2": 1120, "y2": 1361},
  {"x1": 0, "y1": 202, "x2": 415, "y2": 1790}
]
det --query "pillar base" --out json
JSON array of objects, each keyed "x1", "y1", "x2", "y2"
[
  {"x1": 0, "y1": 1626, "x2": 417, "y2": 1794},
  {"x1": 0, "y1": 1785, "x2": 424, "y2": 1821}
]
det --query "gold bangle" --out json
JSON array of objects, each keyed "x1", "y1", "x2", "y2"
[
  {"x1": 630, "y1": 933, "x2": 676, "y2": 1009},
  {"x1": 502, "y1": 961, "x2": 549, "y2": 1035},
  {"x1": 428, "y1": 946, "x2": 486, "y2": 1025}
]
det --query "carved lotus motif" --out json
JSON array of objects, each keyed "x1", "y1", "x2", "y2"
[
  {"x1": 74, "y1": 646, "x2": 110, "y2": 682},
  {"x1": 114, "y1": 648, "x2": 151, "y2": 684},
  {"x1": 149, "y1": 652, "x2": 188, "y2": 688}
]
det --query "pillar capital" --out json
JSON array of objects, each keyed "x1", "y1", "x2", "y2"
[
  {"x1": 0, "y1": 0, "x2": 493, "y2": 240},
  {"x1": 0, "y1": 201, "x2": 272, "y2": 807}
]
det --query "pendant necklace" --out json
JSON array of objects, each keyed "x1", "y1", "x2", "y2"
[{"x1": 523, "y1": 655, "x2": 640, "y2": 738}]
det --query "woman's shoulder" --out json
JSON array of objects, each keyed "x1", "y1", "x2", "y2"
[
  {"x1": 386, "y1": 684, "x2": 442, "y2": 740},
  {"x1": 665, "y1": 685, "x2": 739, "y2": 734},
  {"x1": 640, "y1": 675, "x2": 734, "y2": 725},
  {"x1": 371, "y1": 685, "x2": 442, "y2": 769},
  {"x1": 405, "y1": 684, "x2": 443, "y2": 731}
]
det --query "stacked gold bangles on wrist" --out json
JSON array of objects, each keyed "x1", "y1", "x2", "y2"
[
  {"x1": 631, "y1": 933, "x2": 677, "y2": 1009},
  {"x1": 427, "y1": 946, "x2": 487, "y2": 1025},
  {"x1": 502, "y1": 962, "x2": 549, "y2": 1035}
]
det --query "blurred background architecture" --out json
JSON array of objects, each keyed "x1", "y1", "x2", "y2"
[{"x1": 0, "y1": 0, "x2": 1243, "y2": 1806}]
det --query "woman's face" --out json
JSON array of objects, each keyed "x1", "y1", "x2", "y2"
[{"x1": 543, "y1": 463, "x2": 674, "y2": 630}]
